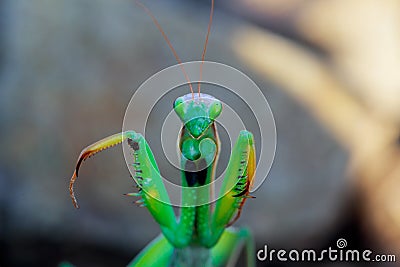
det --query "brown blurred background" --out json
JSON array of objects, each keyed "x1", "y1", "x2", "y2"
[{"x1": 0, "y1": 0, "x2": 399, "y2": 266}]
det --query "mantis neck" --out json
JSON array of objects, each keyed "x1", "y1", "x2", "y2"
[{"x1": 170, "y1": 246, "x2": 212, "y2": 267}]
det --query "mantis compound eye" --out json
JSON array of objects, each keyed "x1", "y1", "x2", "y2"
[
  {"x1": 209, "y1": 100, "x2": 222, "y2": 120},
  {"x1": 173, "y1": 97, "x2": 185, "y2": 118}
]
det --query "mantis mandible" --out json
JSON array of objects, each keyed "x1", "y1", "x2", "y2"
[{"x1": 69, "y1": 1, "x2": 256, "y2": 266}]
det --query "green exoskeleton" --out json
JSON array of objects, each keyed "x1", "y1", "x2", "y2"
[{"x1": 69, "y1": 1, "x2": 257, "y2": 266}]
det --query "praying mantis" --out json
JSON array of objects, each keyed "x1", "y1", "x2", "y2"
[{"x1": 69, "y1": 1, "x2": 257, "y2": 266}]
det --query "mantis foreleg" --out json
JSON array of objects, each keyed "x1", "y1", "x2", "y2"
[
  {"x1": 198, "y1": 130, "x2": 256, "y2": 248},
  {"x1": 70, "y1": 131, "x2": 194, "y2": 248}
]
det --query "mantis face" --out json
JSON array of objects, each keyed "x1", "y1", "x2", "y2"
[{"x1": 173, "y1": 93, "x2": 222, "y2": 138}]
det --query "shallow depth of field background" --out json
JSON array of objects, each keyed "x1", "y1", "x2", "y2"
[{"x1": 1, "y1": 0, "x2": 400, "y2": 266}]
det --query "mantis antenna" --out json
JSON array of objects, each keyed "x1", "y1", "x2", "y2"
[
  {"x1": 198, "y1": 0, "x2": 214, "y2": 97},
  {"x1": 135, "y1": 1, "x2": 195, "y2": 99}
]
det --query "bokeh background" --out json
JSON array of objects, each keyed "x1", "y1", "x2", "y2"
[{"x1": 1, "y1": 0, "x2": 400, "y2": 266}]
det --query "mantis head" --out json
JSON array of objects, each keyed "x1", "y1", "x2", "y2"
[{"x1": 174, "y1": 93, "x2": 222, "y2": 138}]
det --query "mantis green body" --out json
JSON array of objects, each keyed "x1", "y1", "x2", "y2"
[
  {"x1": 69, "y1": 93, "x2": 256, "y2": 266},
  {"x1": 69, "y1": 1, "x2": 257, "y2": 266}
]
